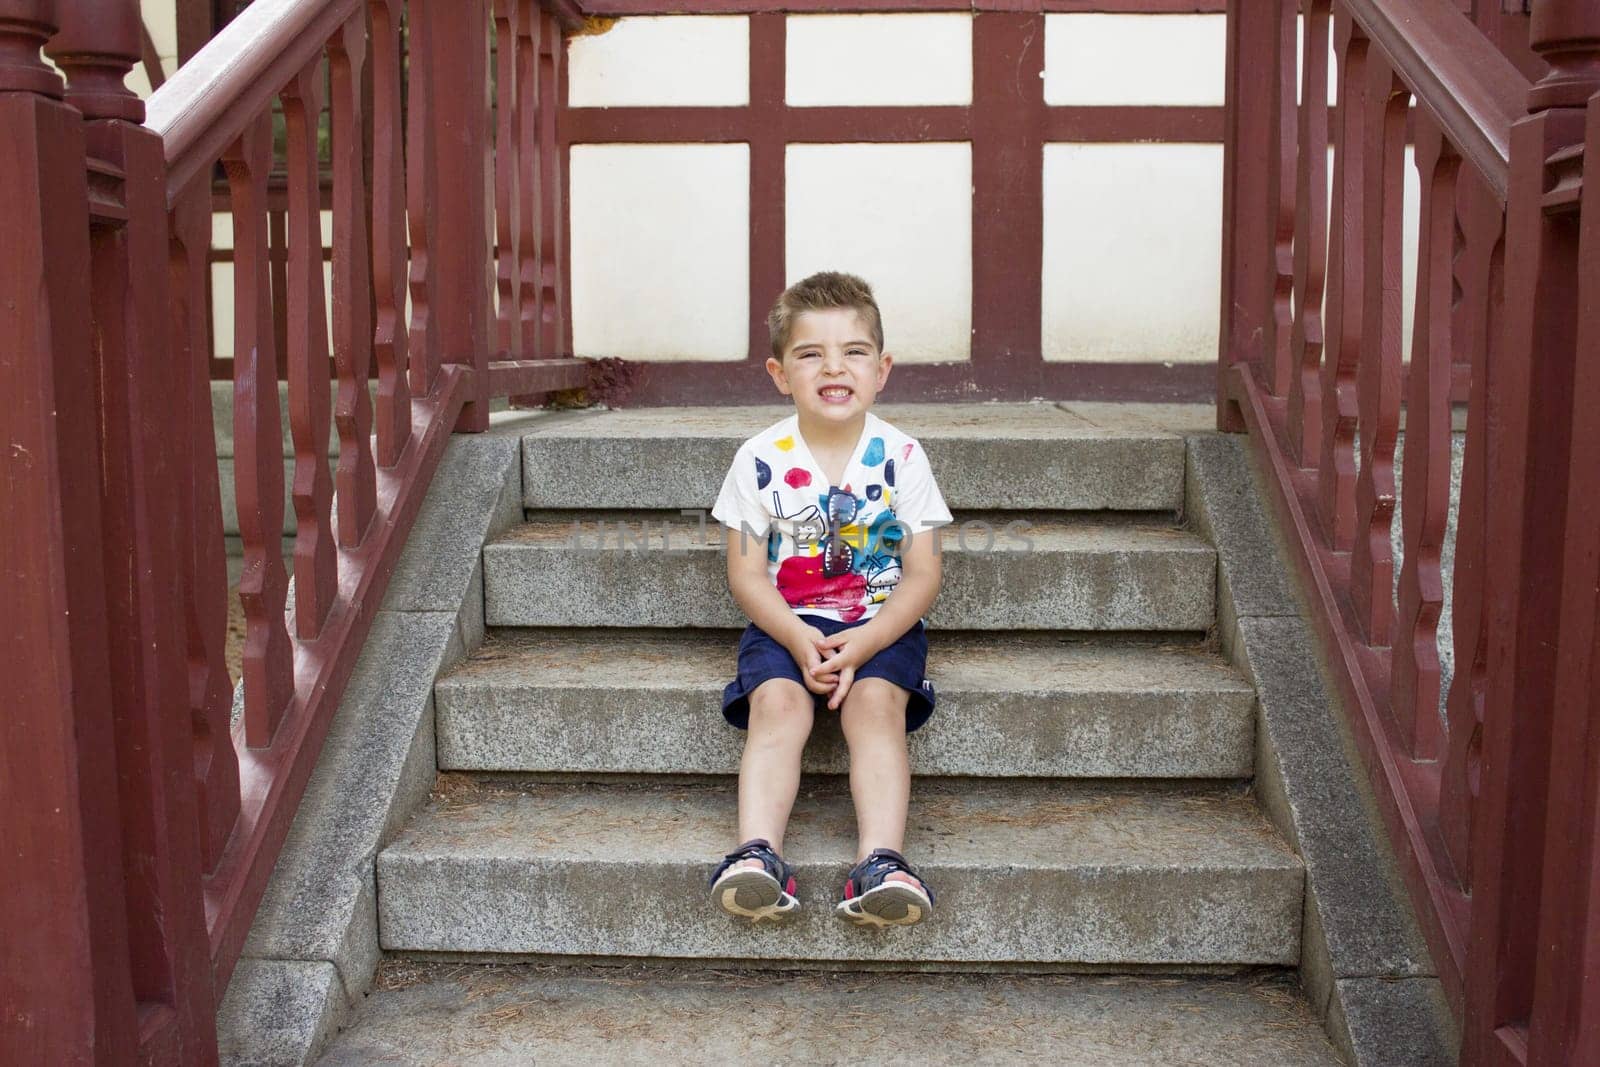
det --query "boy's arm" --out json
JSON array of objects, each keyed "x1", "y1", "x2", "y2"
[
  {"x1": 809, "y1": 526, "x2": 941, "y2": 708},
  {"x1": 724, "y1": 525, "x2": 835, "y2": 695},
  {"x1": 824, "y1": 523, "x2": 941, "y2": 660},
  {"x1": 865, "y1": 526, "x2": 942, "y2": 646}
]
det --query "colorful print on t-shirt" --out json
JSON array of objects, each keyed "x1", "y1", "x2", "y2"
[{"x1": 711, "y1": 412, "x2": 954, "y2": 623}]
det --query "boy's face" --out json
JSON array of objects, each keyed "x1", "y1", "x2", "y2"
[{"x1": 766, "y1": 307, "x2": 893, "y2": 426}]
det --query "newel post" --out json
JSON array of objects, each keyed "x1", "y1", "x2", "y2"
[
  {"x1": 0, "y1": 1, "x2": 141, "y2": 1062},
  {"x1": 45, "y1": 0, "x2": 220, "y2": 1059},
  {"x1": 417, "y1": 0, "x2": 493, "y2": 430},
  {"x1": 1463, "y1": 0, "x2": 1600, "y2": 1062},
  {"x1": 1217, "y1": 0, "x2": 1285, "y2": 431}
]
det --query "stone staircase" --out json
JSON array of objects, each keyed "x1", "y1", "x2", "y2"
[{"x1": 322, "y1": 404, "x2": 1348, "y2": 1063}]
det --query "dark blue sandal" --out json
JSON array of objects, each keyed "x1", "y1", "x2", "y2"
[
  {"x1": 709, "y1": 838, "x2": 800, "y2": 923},
  {"x1": 835, "y1": 848, "x2": 934, "y2": 928}
]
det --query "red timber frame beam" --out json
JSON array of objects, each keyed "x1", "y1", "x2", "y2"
[{"x1": 558, "y1": 3, "x2": 1226, "y2": 405}]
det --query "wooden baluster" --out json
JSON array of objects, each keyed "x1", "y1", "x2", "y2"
[
  {"x1": 168, "y1": 185, "x2": 239, "y2": 874},
  {"x1": 1391, "y1": 116, "x2": 1457, "y2": 760},
  {"x1": 329, "y1": 17, "x2": 376, "y2": 546},
  {"x1": 1, "y1": 3, "x2": 143, "y2": 1057},
  {"x1": 1217, "y1": 0, "x2": 1281, "y2": 429},
  {"x1": 280, "y1": 61, "x2": 338, "y2": 639},
  {"x1": 406, "y1": 0, "x2": 440, "y2": 396},
  {"x1": 1438, "y1": 172, "x2": 1502, "y2": 891},
  {"x1": 270, "y1": 206, "x2": 290, "y2": 378},
  {"x1": 223, "y1": 116, "x2": 293, "y2": 747},
  {"x1": 1348, "y1": 57, "x2": 1408, "y2": 646},
  {"x1": 517, "y1": 0, "x2": 540, "y2": 357},
  {"x1": 1316, "y1": 14, "x2": 1366, "y2": 551},
  {"x1": 1287, "y1": 0, "x2": 1330, "y2": 464},
  {"x1": 429, "y1": 0, "x2": 492, "y2": 431},
  {"x1": 507, "y1": 0, "x2": 544, "y2": 407},
  {"x1": 537, "y1": 9, "x2": 565, "y2": 358},
  {"x1": 493, "y1": 0, "x2": 521, "y2": 358},
  {"x1": 369, "y1": 0, "x2": 410, "y2": 464},
  {"x1": 1266, "y1": 0, "x2": 1296, "y2": 396}
]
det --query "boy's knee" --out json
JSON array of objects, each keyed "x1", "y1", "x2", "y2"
[
  {"x1": 747, "y1": 679, "x2": 815, "y2": 745},
  {"x1": 839, "y1": 679, "x2": 909, "y2": 739}
]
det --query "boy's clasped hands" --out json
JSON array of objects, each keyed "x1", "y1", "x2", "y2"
[{"x1": 787, "y1": 624, "x2": 884, "y2": 711}]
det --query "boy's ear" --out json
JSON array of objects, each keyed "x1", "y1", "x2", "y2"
[
  {"x1": 877, "y1": 350, "x2": 894, "y2": 388},
  {"x1": 766, "y1": 356, "x2": 792, "y2": 394}
]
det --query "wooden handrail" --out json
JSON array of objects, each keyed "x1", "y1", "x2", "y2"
[
  {"x1": 145, "y1": 0, "x2": 358, "y2": 207},
  {"x1": 1343, "y1": 0, "x2": 1526, "y2": 199},
  {"x1": 1221, "y1": 0, "x2": 1600, "y2": 1060}
]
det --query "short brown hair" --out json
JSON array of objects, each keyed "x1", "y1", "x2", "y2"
[{"x1": 767, "y1": 271, "x2": 885, "y2": 359}]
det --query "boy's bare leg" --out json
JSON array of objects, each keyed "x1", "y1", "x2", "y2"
[
  {"x1": 839, "y1": 678, "x2": 922, "y2": 890},
  {"x1": 732, "y1": 678, "x2": 815, "y2": 868}
]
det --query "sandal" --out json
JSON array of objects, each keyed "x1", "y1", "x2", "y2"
[
  {"x1": 708, "y1": 838, "x2": 800, "y2": 923},
  {"x1": 835, "y1": 848, "x2": 934, "y2": 928}
]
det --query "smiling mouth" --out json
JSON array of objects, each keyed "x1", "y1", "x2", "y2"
[{"x1": 819, "y1": 386, "x2": 854, "y2": 401}]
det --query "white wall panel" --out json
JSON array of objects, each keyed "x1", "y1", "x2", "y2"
[
  {"x1": 787, "y1": 143, "x2": 971, "y2": 364},
  {"x1": 1045, "y1": 14, "x2": 1226, "y2": 106},
  {"x1": 570, "y1": 144, "x2": 750, "y2": 361},
  {"x1": 1043, "y1": 143, "x2": 1222, "y2": 362},
  {"x1": 569, "y1": 17, "x2": 749, "y2": 107},
  {"x1": 786, "y1": 14, "x2": 972, "y2": 107}
]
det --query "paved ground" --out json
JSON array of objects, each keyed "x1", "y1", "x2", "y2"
[{"x1": 317, "y1": 960, "x2": 1346, "y2": 1066}]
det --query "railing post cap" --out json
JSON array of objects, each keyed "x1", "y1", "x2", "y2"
[
  {"x1": 0, "y1": 7, "x2": 66, "y2": 97},
  {"x1": 45, "y1": 0, "x2": 143, "y2": 122}
]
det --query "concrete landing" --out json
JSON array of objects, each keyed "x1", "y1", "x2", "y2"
[
  {"x1": 435, "y1": 630, "x2": 1257, "y2": 778},
  {"x1": 376, "y1": 778, "x2": 1302, "y2": 966},
  {"x1": 317, "y1": 961, "x2": 1344, "y2": 1066}
]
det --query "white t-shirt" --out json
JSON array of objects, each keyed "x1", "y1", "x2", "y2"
[{"x1": 711, "y1": 411, "x2": 953, "y2": 623}]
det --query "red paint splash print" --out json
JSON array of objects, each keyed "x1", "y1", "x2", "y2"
[
  {"x1": 784, "y1": 467, "x2": 812, "y2": 489},
  {"x1": 776, "y1": 555, "x2": 867, "y2": 622}
]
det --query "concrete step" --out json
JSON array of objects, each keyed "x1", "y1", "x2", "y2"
[
  {"x1": 436, "y1": 631, "x2": 1256, "y2": 779},
  {"x1": 482, "y1": 515, "x2": 1216, "y2": 631},
  {"x1": 376, "y1": 779, "x2": 1302, "y2": 967},
  {"x1": 518, "y1": 403, "x2": 1188, "y2": 513},
  {"x1": 317, "y1": 961, "x2": 1344, "y2": 1066}
]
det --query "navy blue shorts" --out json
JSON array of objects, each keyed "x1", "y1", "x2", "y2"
[{"x1": 721, "y1": 614, "x2": 936, "y2": 733}]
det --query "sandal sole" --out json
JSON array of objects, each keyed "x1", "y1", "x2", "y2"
[
  {"x1": 710, "y1": 868, "x2": 799, "y2": 923},
  {"x1": 834, "y1": 882, "x2": 932, "y2": 928}
]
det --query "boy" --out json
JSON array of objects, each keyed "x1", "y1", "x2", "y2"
[{"x1": 707, "y1": 272, "x2": 952, "y2": 928}]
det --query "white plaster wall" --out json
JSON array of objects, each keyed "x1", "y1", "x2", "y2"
[
  {"x1": 209, "y1": 211, "x2": 336, "y2": 360},
  {"x1": 1042, "y1": 143, "x2": 1223, "y2": 363},
  {"x1": 568, "y1": 17, "x2": 749, "y2": 107},
  {"x1": 786, "y1": 143, "x2": 972, "y2": 364},
  {"x1": 130, "y1": 0, "x2": 179, "y2": 98},
  {"x1": 1045, "y1": 14, "x2": 1226, "y2": 106},
  {"x1": 786, "y1": 14, "x2": 971, "y2": 107},
  {"x1": 1399, "y1": 146, "x2": 1422, "y2": 362},
  {"x1": 1295, "y1": 13, "x2": 1340, "y2": 106},
  {"x1": 1304, "y1": 147, "x2": 1423, "y2": 363},
  {"x1": 168, "y1": 10, "x2": 1425, "y2": 372},
  {"x1": 569, "y1": 144, "x2": 750, "y2": 361}
]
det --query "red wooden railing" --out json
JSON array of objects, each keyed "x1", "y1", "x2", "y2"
[
  {"x1": 9, "y1": 0, "x2": 1599, "y2": 1061},
  {"x1": 1221, "y1": 0, "x2": 1600, "y2": 1061},
  {"x1": 1, "y1": 0, "x2": 584, "y2": 1060}
]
